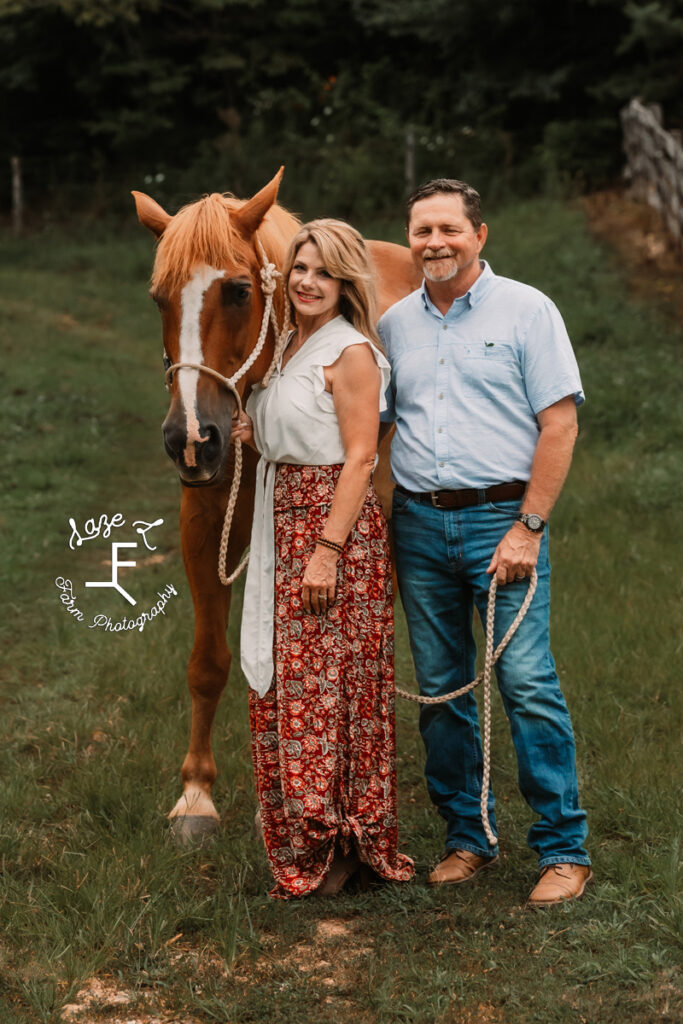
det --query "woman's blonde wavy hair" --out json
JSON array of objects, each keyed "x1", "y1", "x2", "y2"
[{"x1": 283, "y1": 219, "x2": 382, "y2": 350}]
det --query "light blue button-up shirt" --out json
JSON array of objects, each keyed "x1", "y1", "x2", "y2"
[{"x1": 378, "y1": 260, "x2": 584, "y2": 491}]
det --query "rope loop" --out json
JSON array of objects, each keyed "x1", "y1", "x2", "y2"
[{"x1": 396, "y1": 568, "x2": 538, "y2": 847}]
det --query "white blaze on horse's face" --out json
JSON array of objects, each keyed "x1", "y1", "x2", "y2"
[{"x1": 178, "y1": 264, "x2": 225, "y2": 467}]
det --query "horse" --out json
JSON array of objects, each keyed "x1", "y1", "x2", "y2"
[{"x1": 132, "y1": 167, "x2": 421, "y2": 841}]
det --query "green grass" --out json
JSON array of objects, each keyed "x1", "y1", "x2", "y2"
[{"x1": 0, "y1": 200, "x2": 681, "y2": 1023}]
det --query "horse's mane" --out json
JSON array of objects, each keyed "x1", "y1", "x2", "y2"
[{"x1": 151, "y1": 192, "x2": 300, "y2": 296}]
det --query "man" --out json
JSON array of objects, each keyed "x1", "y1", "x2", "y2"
[{"x1": 379, "y1": 179, "x2": 592, "y2": 908}]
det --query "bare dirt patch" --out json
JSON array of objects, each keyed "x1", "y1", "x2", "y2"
[
  {"x1": 254, "y1": 917, "x2": 374, "y2": 997},
  {"x1": 442, "y1": 1003, "x2": 504, "y2": 1024},
  {"x1": 581, "y1": 190, "x2": 683, "y2": 321},
  {"x1": 60, "y1": 978, "x2": 138, "y2": 1021},
  {"x1": 60, "y1": 976, "x2": 201, "y2": 1024},
  {"x1": 316, "y1": 918, "x2": 353, "y2": 940}
]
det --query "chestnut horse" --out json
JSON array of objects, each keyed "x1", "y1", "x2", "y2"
[{"x1": 133, "y1": 168, "x2": 420, "y2": 841}]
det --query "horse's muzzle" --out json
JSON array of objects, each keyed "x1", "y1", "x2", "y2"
[{"x1": 162, "y1": 415, "x2": 229, "y2": 485}]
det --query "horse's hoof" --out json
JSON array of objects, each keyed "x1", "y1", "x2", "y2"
[{"x1": 169, "y1": 814, "x2": 220, "y2": 846}]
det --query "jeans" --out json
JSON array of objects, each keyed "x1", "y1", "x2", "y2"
[{"x1": 392, "y1": 490, "x2": 590, "y2": 868}]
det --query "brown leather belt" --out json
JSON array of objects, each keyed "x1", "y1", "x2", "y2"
[{"x1": 395, "y1": 480, "x2": 526, "y2": 510}]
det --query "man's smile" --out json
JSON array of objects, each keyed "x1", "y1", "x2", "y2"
[{"x1": 424, "y1": 251, "x2": 456, "y2": 262}]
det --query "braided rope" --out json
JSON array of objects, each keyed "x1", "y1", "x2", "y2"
[
  {"x1": 259, "y1": 240, "x2": 292, "y2": 389},
  {"x1": 164, "y1": 240, "x2": 291, "y2": 586},
  {"x1": 396, "y1": 568, "x2": 538, "y2": 846},
  {"x1": 214, "y1": 245, "x2": 290, "y2": 584},
  {"x1": 217, "y1": 433, "x2": 250, "y2": 585}
]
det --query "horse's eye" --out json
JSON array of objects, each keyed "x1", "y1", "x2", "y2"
[{"x1": 223, "y1": 280, "x2": 252, "y2": 307}]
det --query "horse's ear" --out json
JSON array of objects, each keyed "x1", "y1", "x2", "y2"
[
  {"x1": 233, "y1": 167, "x2": 284, "y2": 238},
  {"x1": 132, "y1": 191, "x2": 172, "y2": 238}
]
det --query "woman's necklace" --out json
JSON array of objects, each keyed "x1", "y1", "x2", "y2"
[{"x1": 280, "y1": 329, "x2": 305, "y2": 371}]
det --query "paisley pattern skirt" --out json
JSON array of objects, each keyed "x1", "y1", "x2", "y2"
[{"x1": 248, "y1": 463, "x2": 414, "y2": 899}]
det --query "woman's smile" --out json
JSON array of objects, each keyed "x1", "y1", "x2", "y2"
[{"x1": 288, "y1": 240, "x2": 342, "y2": 326}]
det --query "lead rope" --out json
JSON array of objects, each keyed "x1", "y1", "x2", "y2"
[
  {"x1": 215, "y1": 244, "x2": 291, "y2": 585},
  {"x1": 164, "y1": 239, "x2": 291, "y2": 585},
  {"x1": 395, "y1": 569, "x2": 538, "y2": 846}
]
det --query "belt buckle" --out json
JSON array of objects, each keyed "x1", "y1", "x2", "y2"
[{"x1": 430, "y1": 491, "x2": 443, "y2": 509}]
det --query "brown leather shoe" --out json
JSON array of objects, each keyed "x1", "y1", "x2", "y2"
[
  {"x1": 428, "y1": 849, "x2": 498, "y2": 886},
  {"x1": 527, "y1": 864, "x2": 593, "y2": 909}
]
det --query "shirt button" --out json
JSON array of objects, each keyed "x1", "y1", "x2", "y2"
[
  {"x1": 442, "y1": 323, "x2": 448, "y2": 331},
  {"x1": 438, "y1": 427, "x2": 443, "y2": 434},
  {"x1": 439, "y1": 393, "x2": 444, "y2": 399},
  {"x1": 439, "y1": 461, "x2": 444, "y2": 467},
  {"x1": 439, "y1": 357, "x2": 445, "y2": 364}
]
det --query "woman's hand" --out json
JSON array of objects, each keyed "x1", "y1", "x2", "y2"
[
  {"x1": 301, "y1": 546, "x2": 338, "y2": 614},
  {"x1": 230, "y1": 411, "x2": 255, "y2": 449}
]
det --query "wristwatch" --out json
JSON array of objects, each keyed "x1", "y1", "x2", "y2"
[{"x1": 517, "y1": 512, "x2": 546, "y2": 534}]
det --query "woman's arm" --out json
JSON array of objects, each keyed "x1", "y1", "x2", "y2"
[{"x1": 301, "y1": 343, "x2": 381, "y2": 614}]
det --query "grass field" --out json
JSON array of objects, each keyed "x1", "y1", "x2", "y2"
[{"x1": 0, "y1": 198, "x2": 681, "y2": 1024}]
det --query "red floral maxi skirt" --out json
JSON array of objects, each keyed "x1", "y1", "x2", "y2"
[{"x1": 248, "y1": 464, "x2": 414, "y2": 899}]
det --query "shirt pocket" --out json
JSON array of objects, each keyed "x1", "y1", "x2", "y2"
[{"x1": 459, "y1": 340, "x2": 519, "y2": 393}]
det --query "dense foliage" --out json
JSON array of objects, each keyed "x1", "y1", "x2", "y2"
[{"x1": 2, "y1": 0, "x2": 683, "y2": 217}]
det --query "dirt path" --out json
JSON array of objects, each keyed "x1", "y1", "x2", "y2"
[{"x1": 581, "y1": 189, "x2": 683, "y2": 322}]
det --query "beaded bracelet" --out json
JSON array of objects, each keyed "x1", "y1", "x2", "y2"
[{"x1": 316, "y1": 537, "x2": 344, "y2": 555}]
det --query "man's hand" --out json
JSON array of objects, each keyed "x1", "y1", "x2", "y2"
[
  {"x1": 486, "y1": 395, "x2": 578, "y2": 586},
  {"x1": 487, "y1": 523, "x2": 541, "y2": 585}
]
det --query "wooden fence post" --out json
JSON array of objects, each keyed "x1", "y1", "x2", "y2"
[
  {"x1": 621, "y1": 98, "x2": 683, "y2": 248},
  {"x1": 11, "y1": 155, "x2": 23, "y2": 236},
  {"x1": 404, "y1": 126, "x2": 415, "y2": 197}
]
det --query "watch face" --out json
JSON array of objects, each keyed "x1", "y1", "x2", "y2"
[{"x1": 524, "y1": 514, "x2": 544, "y2": 531}]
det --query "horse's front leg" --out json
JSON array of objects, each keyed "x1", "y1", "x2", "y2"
[
  {"x1": 168, "y1": 452, "x2": 258, "y2": 842},
  {"x1": 166, "y1": 486, "x2": 234, "y2": 839}
]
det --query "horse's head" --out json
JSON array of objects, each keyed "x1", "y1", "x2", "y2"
[{"x1": 133, "y1": 168, "x2": 295, "y2": 486}]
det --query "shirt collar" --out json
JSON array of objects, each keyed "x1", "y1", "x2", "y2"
[{"x1": 420, "y1": 260, "x2": 495, "y2": 317}]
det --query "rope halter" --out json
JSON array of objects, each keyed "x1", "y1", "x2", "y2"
[{"x1": 163, "y1": 239, "x2": 291, "y2": 585}]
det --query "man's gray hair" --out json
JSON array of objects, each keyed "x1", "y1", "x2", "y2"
[{"x1": 406, "y1": 179, "x2": 483, "y2": 230}]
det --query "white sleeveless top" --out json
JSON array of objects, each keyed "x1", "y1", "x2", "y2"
[{"x1": 240, "y1": 315, "x2": 391, "y2": 696}]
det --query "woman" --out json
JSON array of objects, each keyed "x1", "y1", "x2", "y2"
[{"x1": 233, "y1": 219, "x2": 414, "y2": 899}]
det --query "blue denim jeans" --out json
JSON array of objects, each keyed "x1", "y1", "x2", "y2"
[{"x1": 392, "y1": 491, "x2": 590, "y2": 868}]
